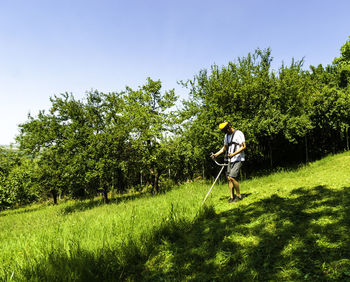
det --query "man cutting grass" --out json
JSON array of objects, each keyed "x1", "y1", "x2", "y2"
[{"x1": 211, "y1": 121, "x2": 246, "y2": 203}]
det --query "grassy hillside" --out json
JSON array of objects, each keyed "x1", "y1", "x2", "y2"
[{"x1": 1, "y1": 152, "x2": 350, "y2": 281}]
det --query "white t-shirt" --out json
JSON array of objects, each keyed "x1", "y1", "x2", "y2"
[{"x1": 224, "y1": 130, "x2": 245, "y2": 162}]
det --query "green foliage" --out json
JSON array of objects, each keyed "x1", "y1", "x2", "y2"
[
  {"x1": 122, "y1": 78, "x2": 178, "y2": 193},
  {"x1": 6, "y1": 159, "x2": 40, "y2": 205},
  {"x1": 333, "y1": 36, "x2": 350, "y2": 88},
  {"x1": 333, "y1": 36, "x2": 350, "y2": 66},
  {"x1": 16, "y1": 78, "x2": 178, "y2": 203},
  {"x1": 0, "y1": 149, "x2": 39, "y2": 209},
  {"x1": 0, "y1": 147, "x2": 22, "y2": 175},
  {"x1": 180, "y1": 44, "x2": 350, "y2": 173},
  {"x1": 182, "y1": 50, "x2": 292, "y2": 169},
  {"x1": 0, "y1": 171, "x2": 14, "y2": 209}
]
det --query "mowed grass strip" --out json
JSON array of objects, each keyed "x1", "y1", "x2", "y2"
[{"x1": 1, "y1": 151, "x2": 350, "y2": 281}]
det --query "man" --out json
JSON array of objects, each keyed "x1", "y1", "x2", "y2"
[{"x1": 211, "y1": 121, "x2": 246, "y2": 203}]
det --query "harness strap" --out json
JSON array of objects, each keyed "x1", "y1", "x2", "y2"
[
  {"x1": 224, "y1": 130, "x2": 239, "y2": 162},
  {"x1": 227, "y1": 130, "x2": 239, "y2": 153}
]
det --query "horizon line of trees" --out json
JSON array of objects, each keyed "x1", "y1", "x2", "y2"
[{"x1": 1, "y1": 36, "x2": 350, "y2": 210}]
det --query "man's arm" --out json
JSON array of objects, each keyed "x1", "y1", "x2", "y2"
[
  {"x1": 211, "y1": 145, "x2": 227, "y2": 159},
  {"x1": 228, "y1": 142, "x2": 246, "y2": 158}
]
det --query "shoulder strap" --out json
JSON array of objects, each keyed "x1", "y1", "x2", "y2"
[
  {"x1": 228, "y1": 130, "x2": 239, "y2": 152},
  {"x1": 228, "y1": 130, "x2": 238, "y2": 145}
]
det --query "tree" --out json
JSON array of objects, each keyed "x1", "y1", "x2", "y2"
[
  {"x1": 17, "y1": 94, "x2": 80, "y2": 204},
  {"x1": 180, "y1": 48, "x2": 320, "y2": 174},
  {"x1": 122, "y1": 78, "x2": 178, "y2": 193},
  {"x1": 16, "y1": 78, "x2": 178, "y2": 202},
  {"x1": 0, "y1": 149, "x2": 39, "y2": 209},
  {"x1": 333, "y1": 36, "x2": 350, "y2": 88}
]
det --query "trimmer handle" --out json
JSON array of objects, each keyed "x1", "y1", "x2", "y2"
[{"x1": 210, "y1": 152, "x2": 228, "y2": 166}]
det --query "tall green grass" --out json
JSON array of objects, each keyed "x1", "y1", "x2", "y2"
[{"x1": 1, "y1": 152, "x2": 350, "y2": 281}]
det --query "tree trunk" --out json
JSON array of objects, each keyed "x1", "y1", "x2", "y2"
[
  {"x1": 153, "y1": 169, "x2": 159, "y2": 194},
  {"x1": 305, "y1": 135, "x2": 309, "y2": 163},
  {"x1": 268, "y1": 139, "x2": 273, "y2": 168},
  {"x1": 150, "y1": 165, "x2": 163, "y2": 194},
  {"x1": 52, "y1": 190, "x2": 58, "y2": 205},
  {"x1": 346, "y1": 126, "x2": 349, "y2": 151},
  {"x1": 103, "y1": 188, "x2": 109, "y2": 203}
]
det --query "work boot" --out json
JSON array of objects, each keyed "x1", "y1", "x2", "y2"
[
  {"x1": 233, "y1": 195, "x2": 242, "y2": 202},
  {"x1": 228, "y1": 195, "x2": 236, "y2": 203}
]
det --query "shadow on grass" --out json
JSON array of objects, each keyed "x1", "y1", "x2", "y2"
[
  {"x1": 0, "y1": 193, "x2": 149, "y2": 217},
  {"x1": 219, "y1": 192, "x2": 252, "y2": 202},
  {"x1": 20, "y1": 185, "x2": 350, "y2": 281},
  {"x1": 62, "y1": 193, "x2": 149, "y2": 215},
  {"x1": 0, "y1": 205, "x2": 45, "y2": 217}
]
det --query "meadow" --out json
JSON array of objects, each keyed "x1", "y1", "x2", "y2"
[{"x1": 1, "y1": 151, "x2": 350, "y2": 281}]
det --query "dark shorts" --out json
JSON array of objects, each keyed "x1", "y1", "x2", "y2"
[{"x1": 227, "y1": 161, "x2": 242, "y2": 179}]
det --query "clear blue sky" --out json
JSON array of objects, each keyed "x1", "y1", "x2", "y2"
[{"x1": 1, "y1": 0, "x2": 349, "y2": 145}]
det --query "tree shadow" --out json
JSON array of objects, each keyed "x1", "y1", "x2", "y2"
[
  {"x1": 61, "y1": 193, "x2": 149, "y2": 215},
  {"x1": 0, "y1": 205, "x2": 45, "y2": 217},
  {"x1": 20, "y1": 185, "x2": 350, "y2": 281},
  {"x1": 219, "y1": 192, "x2": 252, "y2": 201}
]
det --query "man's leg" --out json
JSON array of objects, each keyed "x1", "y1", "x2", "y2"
[
  {"x1": 232, "y1": 177, "x2": 241, "y2": 197},
  {"x1": 228, "y1": 177, "x2": 235, "y2": 199},
  {"x1": 227, "y1": 162, "x2": 243, "y2": 202},
  {"x1": 228, "y1": 176, "x2": 241, "y2": 198}
]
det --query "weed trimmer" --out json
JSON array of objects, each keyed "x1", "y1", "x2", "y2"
[{"x1": 202, "y1": 153, "x2": 228, "y2": 205}]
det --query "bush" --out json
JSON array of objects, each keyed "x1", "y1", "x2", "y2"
[
  {"x1": 0, "y1": 159, "x2": 40, "y2": 210},
  {"x1": 0, "y1": 172, "x2": 15, "y2": 210}
]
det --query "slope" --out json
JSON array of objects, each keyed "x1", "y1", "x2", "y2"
[{"x1": 0, "y1": 151, "x2": 350, "y2": 281}]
